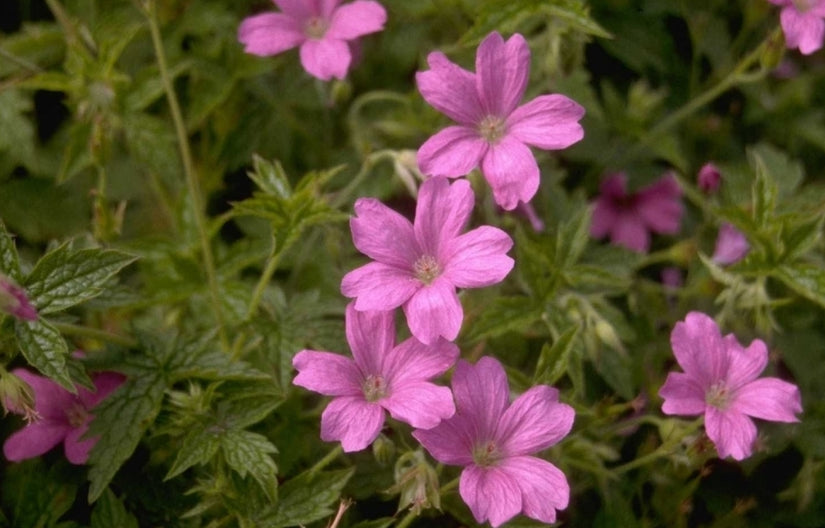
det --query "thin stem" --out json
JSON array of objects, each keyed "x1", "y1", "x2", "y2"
[
  {"x1": 144, "y1": 1, "x2": 227, "y2": 350},
  {"x1": 246, "y1": 237, "x2": 281, "y2": 320},
  {"x1": 331, "y1": 150, "x2": 395, "y2": 208},
  {"x1": 309, "y1": 445, "x2": 343, "y2": 475},
  {"x1": 0, "y1": 47, "x2": 42, "y2": 74},
  {"x1": 54, "y1": 322, "x2": 137, "y2": 348}
]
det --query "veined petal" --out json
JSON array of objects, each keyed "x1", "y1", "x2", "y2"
[
  {"x1": 498, "y1": 456, "x2": 569, "y2": 524},
  {"x1": 11, "y1": 369, "x2": 74, "y2": 421},
  {"x1": 497, "y1": 386, "x2": 574, "y2": 456},
  {"x1": 383, "y1": 382, "x2": 455, "y2": 429},
  {"x1": 3, "y1": 420, "x2": 68, "y2": 462},
  {"x1": 452, "y1": 358, "x2": 509, "y2": 439},
  {"x1": 481, "y1": 137, "x2": 540, "y2": 211},
  {"x1": 274, "y1": 0, "x2": 314, "y2": 19},
  {"x1": 475, "y1": 32, "x2": 530, "y2": 117},
  {"x1": 238, "y1": 13, "x2": 305, "y2": 56},
  {"x1": 318, "y1": 0, "x2": 342, "y2": 18},
  {"x1": 413, "y1": 413, "x2": 475, "y2": 465},
  {"x1": 293, "y1": 350, "x2": 363, "y2": 396},
  {"x1": 705, "y1": 407, "x2": 757, "y2": 461},
  {"x1": 732, "y1": 377, "x2": 802, "y2": 422},
  {"x1": 670, "y1": 312, "x2": 728, "y2": 387},
  {"x1": 64, "y1": 425, "x2": 96, "y2": 465},
  {"x1": 414, "y1": 177, "x2": 474, "y2": 256},
  {"x1": 299, "y1": 38, "x2": 351, "y2": 80},
  {"x1": 460, "y1": 465, "x2": 522, "y2": 527},
  {"x1": 507, "y1": 94, "x2": 585, "y2": 150},
  {"x1": 326, "y1": 1, "x2": 387, "y2": 40},
  {"x1": 345, "y1": 303, "x2": 395, "y2": 375},
  {"x1": 320, "y1": 396, "x2": 385, "y2": 452},
  {"x1": 442, "y1": 226, "x2": 514, "y2": 288},
  {"x1": 383, "y1": 337, "x2": 459, "y2": 384},
  {"x1": 417, "y1": 127, "x2": 487, "y2": 178},
  {"x1": 341, "y1": 261, "x2": 420, "y2": 311},
  {"x1": 416, "y1": 52, "x2": 483, "y2": 125},
  {"x1": 723, "y1": 335, "x2": 768, "y2": 390},
  {"x1": 781, "y1": 7, "x2": 825, "y2": 54},
  {"x1": 351, "y1": 197, "x2": 417, "y2": 268},
  {"x1": 403, "y1": 278, "x2": 462, "y2": 345},
  {"x1": 659, "y1": 372, "x2": 706, "y2": 416},
  {"x1": 78, "y1": 372, "x2": 125, "y2": 409}
]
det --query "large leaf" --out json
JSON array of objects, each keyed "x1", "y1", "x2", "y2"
[{"x1": 14, "y1": 318, "x2": 72, "y2": 390}]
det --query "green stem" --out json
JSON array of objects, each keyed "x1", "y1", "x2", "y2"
[
  {"x1": 611, "y1": 418, "x2": 703, "y2": 475},
  {"x1": 245, "y1": 237, "x2": 282, "y2": 320},
  {"x1": 309, "y1": 445, "x2": 343, "y2": 474},
  {"x1": 0, "y1": 47, "x2": 42, "y2": 74},
  {"x1": 144, "y1": 1, "x2": 227, "y2": 350},
  {"x1": 331, "y1": 150, "x2": 395, "y2": 209},
  {"x1": 54, "y1": 322, "x2": 137, "y2": 348}
]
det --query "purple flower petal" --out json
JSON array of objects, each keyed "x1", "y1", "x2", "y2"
[
  {"x1": 723, "y1": 335, "x2": 768, "y2": 389},
  {"x1": 12, "y1": 369, "x2": 74, "y2": 421},
  {"x1": 459, "y1": 464, "x2": 522, "y2": 527},
  {"x1": 341, "y1": 261, "x2": 420, "y2": 311},
  {"x1": 351, "y1": 198, "x2": 417, "y2": 269},
  {"x1": 383, "y1": 336, "x2": 459, "y2": 384},
  {"x1": 781, "y1": 7, "x2": 825, "y2": 54},
  {"x1": 732, "y1": 377, "x2": 802, "y2": 422},
  {"x1": 274, "y1": 0, "x2": 314, "y2": 19},
  {"x1": 498, "y1": 456, "x2": 569, "y2": 524},
  {"x1": 497, "y1": 386, "x2": 574, "y2": 457},
  {"x1": 293, "y1": 350, "x2": 363, "y2": 396},
  {"x1": 417, "y1": 126, "x2": 488, "y2": 178},
  {"x1": 414, "y1": 177, "x2": 474, "y2": 257},
  {"x1": 299, "y1": 37, "x2": 351, "y2": 80},
  {"x1": 64, "y1": 424, "x2": 96, "y2": 465},
  {"x1": 659, "y1": 372, "x2": 706, "y2": 416},
  {"x1": 344, "y1": 303, "x2": 395, "y2": 375},
  {"x1": 403, "y1": 277, "x2": 462, "y2": 344},
  {"x1": 481, "y1": 136, "x2": 540, "y2": 211},
  {"x1": 326, "y1": 0, "x2": 387, "y2": 40},
  {"x1": 670, "y1": 312, "x2": 728, "y2": 387},
  {"x1": 452, "y1": 358, "x2": 509, "y2": 439},
  {"x1": 507, "y1": 94, "x2": 585, "y2": 150},
  {"x1": 475, "y1": 32, "x2": 529, "y2": 117},
  {"x1": 416, "y1": 52, "x2": 482, "y2": 125},
  {"x1": 3, "y1": 420, "x2": 69, "y2": 462},
  {"x1": 320, "y1": 396, "x2": 385, "y2": 452},
  {"x1": 705, "y1": 407, "x2": 757, "y2": 461},
  {"x1": 636, "y1": 174, "x2": 682, "y2": 234},
  {"x1": 442, "y1": 226, "x2": 514, "y2": 288},
  {"x1": 712, "y1": 223, "x2": 750, "y2": 266},
  {"x1": 383, "y1": 382, "x2": 455, "y2": 429},
  {"x1": 611, "y1": 212, "x2": 650, "y2": 252},
  {"x1": 78, "y1": 372, "x2": 125, "y2": 409},
  {"x1": 413, "y1": 413, "x2": 475, "y2": 466},
  {"x1": 590, "y1": 196, "x2": 619, "y2": 239},
  {"x1": 238, "y1": 13, "x2": 305, "y2": 56}
]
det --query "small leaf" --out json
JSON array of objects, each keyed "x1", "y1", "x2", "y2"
[
  {"x1": 772, "y1": 264, "x2": 825, "y2": 309},
  {"x1": 748, "y1": 147, "x2": 778, "y2": 229},
  {"x1": 250, "y1": 155, "x2": 292, "y2": 198},
  {"x1": 782, "y1": 215, "x2": 823, "y2": 262},
  {"x1": 90, "y1": 488, "x2": 139, "y2": 528},
  {"x1": 0, "y1": 220, "x2": 22, "y2": 282},
  {"x1": 264, "y1": 468, "x2": 355, "y2": 528},
  {"x1": 15, "y1": 318, "x2": 72, "y2": 390},
  {"x1": 220, "y1": 429, "x2": 279, "y2": 499},
  {"x1": 534, "y1": 325, "x2": 580, "y2": 386},
  {"x1": 463, "y1": 297, "x2": 543, "y2": 343},
  {"x1": 555, "y1": 205, "x2": 592, "y2": 269},
  {"x1": 165, "y1": 424, "x2": 221, "y2": 480}
]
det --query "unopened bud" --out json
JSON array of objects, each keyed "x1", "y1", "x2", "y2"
[
  {"x1": 0, "y1": 273, "x2": 37, "y2": 321},
  {"x1": 697, "y1": 163, "x2": 721, "y2": 194},
  {"x1": 0, "y1": 369, "x2": 38, "y2": 423},
  {"x1": 372, "y1": 433, "x2": 396, "y2": 466},
  {"x1": 388, "y1": 450, "x2": 440, "y2": 514}
]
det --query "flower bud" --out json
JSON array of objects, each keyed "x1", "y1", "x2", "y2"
[
  {"x1": 389, "y1": 450, "x2": 440, "y2": 514},
  {"x1": 697, "y1": 163, "x2": 721, "y2": 194},
  {"x1": 0, "y1": 369, "x2": 38, "y2": 423}
]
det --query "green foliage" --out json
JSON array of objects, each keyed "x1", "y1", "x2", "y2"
[
  {"x1": 1, "y1": 459, "x2": 77, "y2": 528},
  {"x1": 90, "y1": 489, "x2": 139, "y2": 528},
  {"x1": 14, "y1": 318, "x2": 73, "y2": 390},
  {"x1": 263, "y1": 468, "x2": 354, "y2": 527}
]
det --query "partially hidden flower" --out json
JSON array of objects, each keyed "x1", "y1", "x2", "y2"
[
  {"x1": 590, "y1": 172, "x2": 683, "y2": 253},
  {"x1": 712, "y1": 223, "x2": 750, "y2": 265},
  {"x1": 0, "y1": 273, "x2": 37, "y2": 321},
  {"x1": 416, "y1": 31, "x2": 585, "y2": 210},
  {"x1": 767, "y1": 0, "x2": 825, "y2": 55},
  {"x1": 659, "y1": 312, "x2": 802, "y2": 461},
  {"x1": 341, "y1": 176, "x2": 514, "y2": 344},
  {"x1": 413, "y1": 357, "x2": 575, "y2": 527},
  {"x1": 3, "y1": 369, "x2": 125, "y2": 464},
  {"x1": 697, "y1": 162, "x2": 721, "y2": 194},
  {"x1": 293, "y1": 303, "x2": 458, "y2": 452},
  {"x1": 238, "y1": 0, "x2": 387, "y2": 80}
]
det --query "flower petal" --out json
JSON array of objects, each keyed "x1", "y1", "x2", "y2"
[
  {"x1": 481, "y1": 136, "x2": 540, "y2": 211},
  {"x1": 326, "y1": 1, "x2": 387, "y2": 40},
  {"x1": 496, "y1": 386, "x2": 574, "y2": 456},
  {"x1": 414, "y1": 177, "x2": 474, "y2": 256},
  {"x1": 452, "y1": 357, "x2": 509, "y2": 439},
  {"x1": 590, "y1": 196, "x2": 619, "y2": 239},
  {"x1": 723, "y1": 335, "x2": 768, "y2": 390},
  {"x1": 712, "y1": 223, "x2": 750, "y2": 266},
  {"x1": 781, "y1": 7, "x2": 825, "y2": 55},
  {"x1": 78, "y1": 372, "x2": 125, "y2": 409},
  {"x1": 507, "y1": 94, "x2": 585, "y2": 150},
  {"x1": 498, "y1": 456, "x2": 569, "y2": 524},
  {"x1": 344, "y1": 302, "x2": 396, "y2": 375},
  {"x1": 636, "y1": 174, "x2": 682, "y2": 234},
  {"x1": 11, "y1": 368, "x2": 74, "y2": 421},
  {"x1": 351, "y1": 197, "x2": 417, "y2": 268},
  {"x1": 610, "y1": 213, "x2": 650, "y2": 252},
  {"x1": 238, "y1": 13, "x2": 305, "y2": 56},
  {"x1": 670, "y1": 312, "x2": 728, "y2": 387},
  {"x1": 659, "y1": 372, "x2": 706, "y2": 416},
  {"x1": 705, "y1": 407, "x2": 757, "y2": 461},
  {"x1": 293, "y1": 350, "x2": 363, "y2": 396},
  {"x1": 341, "y1": 261, "x2": 420, "y2": 311},
  {"x1": 417, "y1": 126, "x2": 487, "y2": 178},
  {"x1": 274, "y1": 0, "x2": 314, "y2": 19},
  {"x1": 320, "y1": 396, "x2": 385, "y2": 452},
  {"x1": 442, "y1": 226, "x2": 514, "y2": 288},
  {"x1": 299, "y1": 37, "x2": 351, "y2": 80},
  {"x1": 459, "y1": 465, "x2": 522, "y2": 527},
  {"x1": 383, "y1": 382, "x2": 455, "y2": 429},
  {"x1": 403, "y1": 278, "x2": 462, "y2": 345},
  {"x1": 383, "y1": 336, "x2": 459, "y2": 384},
  {"x1": 413, "y1": 413, "x2": 476, "y2": 465},
  {"x1": 732, "y1": 377, "x2": 802, "y2": 423},
  {"x1": 475, "y1": 32, "x2": 530, "y2": 117},
  {"x1": 3, "y1": 420, "x2": 68, "y2": 462},
  {"x1": 64, "y1": 424, "x2": 96, "y2": 465},
  {"x1": 416, "y1": 52, "x2": 483, "y2": 125}
]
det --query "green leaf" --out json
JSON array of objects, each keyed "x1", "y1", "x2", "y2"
[
  {"x1": 0, "y1": 220, "x2": 22, "y2": 282},
  {"x1": 249, "y1": 155, "x2": 292, "y2": 198},
  {"x1": 165, "y1": 423, "x2": 222, "y2": 481},
  {"x1": 534, "y1": 325, "x2": 580, "y2": 385},
  {"x1": 264, "y1": 468, "x2": 355, "y2": 527},
  {"x1": 25, "y1": 245, "x2": 137, "y2": 315},
  {"x1": 463, "y1": 297, "x2": 543, "y2": 343},
  {"x1": 0, "y1": 90, "x2": 38, "y2": 172},
  {"x1": 15, "y1": 318, "x2": 72, "y2": 390},
  {"x1": 782, "y1": 215, "x2": 824, "y2": 262},
  {"x1": 555, "y1": 206, "x2": 592, "y2": 269},
  {"x1": 90, "y1": 488, "x2": 139, "y2": 528},
  {"x1": 748, "y1": 147, "x2": 778, "y2": 229},
  {"x1": 220, "y1": 429, "x2": 279, "y2": 500},
  {"x1": 772, "y1": 264, "x2": 825, "y2": 309},
  {"x1": 167, "y1": 332, "x2": 271, "y2": 382},
  {"x1": 2, "y1": 458, "x2": 77, "y2": 528}
]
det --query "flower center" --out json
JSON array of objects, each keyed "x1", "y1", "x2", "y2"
[
  {"x1": 478, "y1": 115, "x2": 507, "y2": 144},
  {"x1": 705, "y1": 382, "x2": 732, "y2": 410},
  {"x1": 304, "y1": 16, "x2": 329, "y2": 39},
  {"x1": 413, "y1": 255, "x2": 441, "y2": 285},
  {"x1": 65, "y1": 402, "x2": 89, "y2": 428},
  {"x1": 362, "y1": 374, "x2": 388, "y2": 403},
  {"x1": 472, "y1": 440, "x2": 501, "y2": 467}
]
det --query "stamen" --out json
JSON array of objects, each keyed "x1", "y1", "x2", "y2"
[
  {"x1": 362, "y1": 375, "x2": 387, "y2": 402},
  {"x1": 472, "y1": 440, "x2": 500, "y2": 467},
  {"x1": 705, "y1": 382, "x2": 731, "y2": 410},
  {"x1": 413, "y1": 255, "x2": 441, "y2": 285},
  {"x1": 478, "y1": 115, "x2": 507, "y2": 143},
  {"x1": 304, "y1": 17, "x2": 329, "y2": 39},
  {"x1": 65, "y1": 402, "x2": 89, "y2": 428}
]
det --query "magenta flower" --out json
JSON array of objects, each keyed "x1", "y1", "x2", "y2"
[
  {"x1": 659, "y1": 312, "x2": 802, "y2": 460},
  {"x1": 697, "y1": 162, "x2": 721, "y2": 194},
  {"x1": 0, "y1": 273, "x2": 37, "y2": 321},
  {"x1": 341, "y1": 176, "x2": 514, "y2": 344},
  {"x1": 3, "y1": 369, "x2": 124, "y2": 464},
  {"x1": 413, "y1": 357, "x2": 574, "y2": 527},
  {"x1": 415, "y1": 31, "x2": 585, "y2": 210},
  {"x1": 712, "y1": 223, "x2": 750, "y2": 266},
  {"x1": 238, "y1": 0, "x2": 387, "y2": 81},
  {"x1": 590, "y1": 172, "x2": 683, "y2": 253},
  {"x1": 293, "y1": 303, "x2": 458, "y2": 452},
  {"x1": 767, "y1": 0, "x2": 825, "y2": 55}
]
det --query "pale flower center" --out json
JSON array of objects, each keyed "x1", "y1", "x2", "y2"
[
  {"x1": 472, "y1": 440, "x2": 501, "y2": 468},
  {"x1": 705, "y1": 382, "x2": 732, "y2": 410},
  {"x1": 478, "y1": 115, "x2": 507, "y2": 143},
  {"x1": 413, "y1": 254, "x2": 441, "y2": 285},
  {"x1": 304, "y1": 16, "x2": 329, "y2": 39},
  {"x1": 362, "y1": 374, "x2": 388, "y2": 403},
  {"x1": 65, "y1": 401, "x2": 89, "y2": 428}
]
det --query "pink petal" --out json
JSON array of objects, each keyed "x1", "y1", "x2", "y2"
[
  {"x1": 341, "y1": 261, "x2": 420, "y2": 311},
  {"x1": 670, "y1": 312, "x2": 728, "y2": 386},
  {"x1": 351, "y1": 198, "x2": 418, "y2": 269},
  {"x1": 414, "y1": 177, "x2": 474, "y2": 256},
  {"x1": 64, "y1": 424, "x2": 96, "y2": 464},
  {"x1": 475, "y1": 32, "x2": 530, "y2": 117},
  {"x1": 11, "y1": 369, "x2": 74, "y2": 421},
  {"x1": 452, "y1": 358, "x2": 509, "y2": 439},
  {"x1": 403, "y1": 278, "x2": 463, "y2": 345},
  {"x1": 497, "y1": 386, "x2": 574, "y2": 456},
  {"x1": 383, "y1": 337, "x2": 459, "y2": 384},
  {"x1": 413, "y1": 413, "x2": 475, "y2": 466},
  {"x1": 480, "y1": 136, "x2": 540, "y2": 211},
  {"x1": 78, "y1": 372, "x2": 125, "y2": 409},
  {"x1": 705, "y1": 407, "x2": 757, "y2": 461},
  {"x1": 507, "y1": 94, "x2": 585, "y2": 150},
  {"x1": 636, "y1": 174, "x2": 682, "y2": 234},
  {"x1": 712, "y1": 223, "x2": 750, "y2": 265},
  {"x1": 320, "y1": 396, "x2": 385, "y2": 452},
  {"x1": 274, "y1": 0, "x2": 314, "y2": 19},
  {"x1": 659, "y1": 372, "x2": 706, "y2": 416},
  {"x1": 326, "y1": 1, "x2": 387, "y2": 40},
  {"x1": 344, "y1": 303, "x2": 395, "y2": 375},
  {"x1": 293, "y1": 350, "x2": 363, "y2": 396},
  {"x1": 723, "y1": 335, "x2": 768, "y2": 390},
  {"x1": 416, "y1": 52, "x2": 483, "y2": 125},
  {"x1": 417, "y1": 126, "x2": 488, "y2": 178},
  {"x1": 781, "y1": 7, "x2": 825, "y2": 54},
  {"x1": 459, "y1": 465, "x2": 522, "y2": 527},
  {"x1": 610, "y1": 212, "x2": 650, "y2": 252},
  {"x1": 498, "y1": 456, "x2": 569, "y2": 524},
  {"x1": 442, "y1": 226, "x2": 514, "y2": 288},
  {"x1": 299, "y1": 37, "x2": 351, "y2": 80},
  {"x1": 383, "y1": 382, "x2": 455, "y2": 429},
  {"x1": 238, "y1": 13, "x2": 305, "y2": 56},
  {"x1": 732, "y1": 377, "x2": 802, "y2": 423},
  {"x1": 590, "y1": 197, "x2": 619, "y2": 239},
  {"x1": 318, "y1": 0, "x2": 342, "y2": 18},
  {"x1": 3, "y1": 420, "x2": 68, "y2": 462}
]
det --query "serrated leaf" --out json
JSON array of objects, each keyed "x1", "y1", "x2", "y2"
[
  {"x1": 25, "y1": 245, "x2": 137, "y2": 315},
  {"x1": 0, "y1": 220, "x2": 22, "y2": 282},
  {"x1": 2, "y1": 458, "x2": 77, "y2": 528},
  {"x1": 592, "y1": 348, "x2": 635, "y2": 400},
  {"x1": 772, "y1": 264, "x2": 825, "y2": 309},
  {"x1": 463, "y1": 297, "x2": 543, "y2": 343},
  {"x1": 748, "y1": 148, "x2": 778, "y2": 229},
  {"x1": 534, "y1": 325, "x2": 580, "y2": 385},
  {"x1": 90, "y1": 488, "x2": 139, "y2": 528},
  {"x1": 15, "y1": 318, "x2": 72, "y2": 390},
  {"x1": 166, "y1": 331, "x2": 271, "y2": 382},
  {"x1": 264, "y1": 468, "x2": 354, "y2": 527},
  {"x1": 782, "y1": 215, "x2": 823, "y2": 261},
  {"x1": 165, "y1": 423, "x2": 222, "y2": 480},
  {"x1": 555, "y1": 206, "x2": 592, "y2": 268},
  {"x1": 221, "y1": 429, "x2": 279, "y2": 500}
]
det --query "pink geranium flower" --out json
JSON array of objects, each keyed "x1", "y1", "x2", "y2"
[
  {"x1": 767, "y1": 0, "x2": 825, "y2": 55},
  {"x1": 293, "y1": 303, "x2": 458, "y2": 452},
  {"x1": 238, "y1": 0, "x2": 387, "y2": 80},
  {"x1": 659, "y1": 312, "x2": 802, "y2": 460},
  {"x1": 3, "y1": 369, "x2": 124, "y2": 464},
  {"x1": 590, "y1": 172, "x2": 683, "y2": 253},
  {"x1": 413, "y1": 357, "x2": 575, "y2": 527},
  {"x1": 697, "y1": 162, "x2": 721, "y2": 194},
  {"x1": 712, "y1": 223, "x2": 750, "y2": 265},
  {"x1": 0, "y1": 273, "x2": 37, "y2": 321},
  {"x1": 341, "y1": 176, "x2": 514, "y2": 344},
  {"x1": 416, "y1": 31, "x2": 585, "y2": 210}
]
